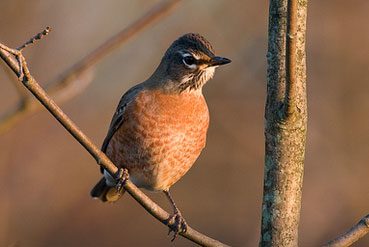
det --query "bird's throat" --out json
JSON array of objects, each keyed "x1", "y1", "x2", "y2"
[{"x1": 178, "y1": 67, "x2": 215, "y2": 93}]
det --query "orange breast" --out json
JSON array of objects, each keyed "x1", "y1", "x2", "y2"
[{"x1": 106, "y1": 89, "x2": 209, "y2": 191}]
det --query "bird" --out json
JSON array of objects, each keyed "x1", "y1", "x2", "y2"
[{"x1": 90, "y1": 33, "x2": 231, "y2": 237}]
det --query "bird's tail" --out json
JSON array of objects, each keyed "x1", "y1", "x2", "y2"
[{"x1": 90, "y1": 177, "x2": 125, "y2": 203}]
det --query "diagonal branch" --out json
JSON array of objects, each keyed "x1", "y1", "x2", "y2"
[
  {"x1": 45, "y1": 0, "x2": 181, "y2": 92},
  {"x1": 1, "y1": 61, "x2": 29, "y2": 100},
  {"x1": 17, "y1": 26, "x2": 51, "y2": 51},
  {"x1": 0, "y1": 32, "x2": 229, "y2": 247},
  {"x1": 0, "y1": 0, "x2": 180, "y2": 134},
  {"x1": 323, "y1": 214, "x2": 369, "y2": 247}
]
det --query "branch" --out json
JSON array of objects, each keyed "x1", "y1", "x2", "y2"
[
  {"x1": 0, "y1": 29, "x2": 53, "y2": 133},
  {"x1": 323, "y1": 214, "x2": 369, "y2": 247},
  {"x1": 1, "y1": 60, "x2": 29, "y2": 100},
  {"x1": 0, "y1": 31, "x2": 229, "y2": 247},
  {"x1": 0, "y1": 0, "x2": 180, "y2": 134},
  {"x1": 260, "y1": 0, "x2": 308, "y2": 245},
  {"x1": 17, "y1": 26, "x2": 51, "y2": 51}
]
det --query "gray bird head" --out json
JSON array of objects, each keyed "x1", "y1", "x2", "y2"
[{"x1": 150, "y1": 33, "x2": 231, "y2": 93}]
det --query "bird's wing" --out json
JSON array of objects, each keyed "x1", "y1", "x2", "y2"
[{"x1": 101, "y1": 84, "x2": 144, "y2": 155}]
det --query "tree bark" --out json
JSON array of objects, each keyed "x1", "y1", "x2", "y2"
[{"x1": 260, "y1": 0, "x2": 308, "y2": 246}]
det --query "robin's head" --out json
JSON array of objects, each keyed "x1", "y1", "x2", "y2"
[{"x1": 151, "y1": 33, "x2": 231, "y2": 93}]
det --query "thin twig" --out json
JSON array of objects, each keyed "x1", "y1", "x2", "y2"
[
  {"x1": 17, "y1": 27, "x2": 51, "y2": 51},
  {"x1": 323, "y1": 214, "x2": 369, "y2": 247},
  {"x1": 0, "y1": 0, "x2": 180, "y2": 135},
  {"x1": 0, "y1": 33, "x2": 229, "y2": 247}
]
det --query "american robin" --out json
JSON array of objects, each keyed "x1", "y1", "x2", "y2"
[{"x1": 91, "y1": 33, "x2": 231, "y2": 236}]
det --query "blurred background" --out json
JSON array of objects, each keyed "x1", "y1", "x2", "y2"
[{"x1": 0, "y1": 0, "x2": 368, "y2": 246}]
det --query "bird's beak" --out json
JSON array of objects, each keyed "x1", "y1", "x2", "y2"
[{"x1": 208, "y1": 56, "x2": 232, "y2": 67}]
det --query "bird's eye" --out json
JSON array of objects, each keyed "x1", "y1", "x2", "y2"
[{"x1": 182, "y1": 55, "x2": 196, "y2": 68}]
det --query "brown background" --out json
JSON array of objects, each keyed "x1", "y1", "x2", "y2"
[{"x1": 0, "y1": 0, "x2": 368, "y2": 246}]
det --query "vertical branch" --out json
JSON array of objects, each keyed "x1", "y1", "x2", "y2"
[{"x1": 260, "y1": 0, "x2": 308, "y2": 246}]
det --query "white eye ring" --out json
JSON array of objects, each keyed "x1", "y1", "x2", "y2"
[{"x1": 182, "y1": 54, "x2": 197, "y2": 69}]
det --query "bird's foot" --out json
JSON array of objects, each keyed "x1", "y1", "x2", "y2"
[
  {"x1": 166, "y1": 211, "x2": 188, "y2": 241},
  {"x1": 114, "y1": 168, "x2": 129, "y2": 193}
]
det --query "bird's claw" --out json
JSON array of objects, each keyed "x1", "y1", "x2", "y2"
[
  {"x1": 115, "y1": 168, "x2": 129, "y2": 193},
  {"x1": 166, "y1": 211, "x2": 188, "y2": 241}
]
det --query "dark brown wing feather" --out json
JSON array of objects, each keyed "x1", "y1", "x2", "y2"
[
  {"x1": 99, "y1": 83, "x2": 144, "y2": 176},
  {"x1": 91, "y1": 83, "x2": 144, "y2": 201},
  {"x1": 101, "y1": 83, "x2": 144, "y2": 154}
]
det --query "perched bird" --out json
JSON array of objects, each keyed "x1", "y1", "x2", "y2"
[{"x1": 91, "y1": 33, "x2": 231, "y2": 236}]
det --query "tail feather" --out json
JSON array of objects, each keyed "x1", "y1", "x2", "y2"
[{"x1": 90, "y1": 177, "x2": 124, "y2": 203}]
